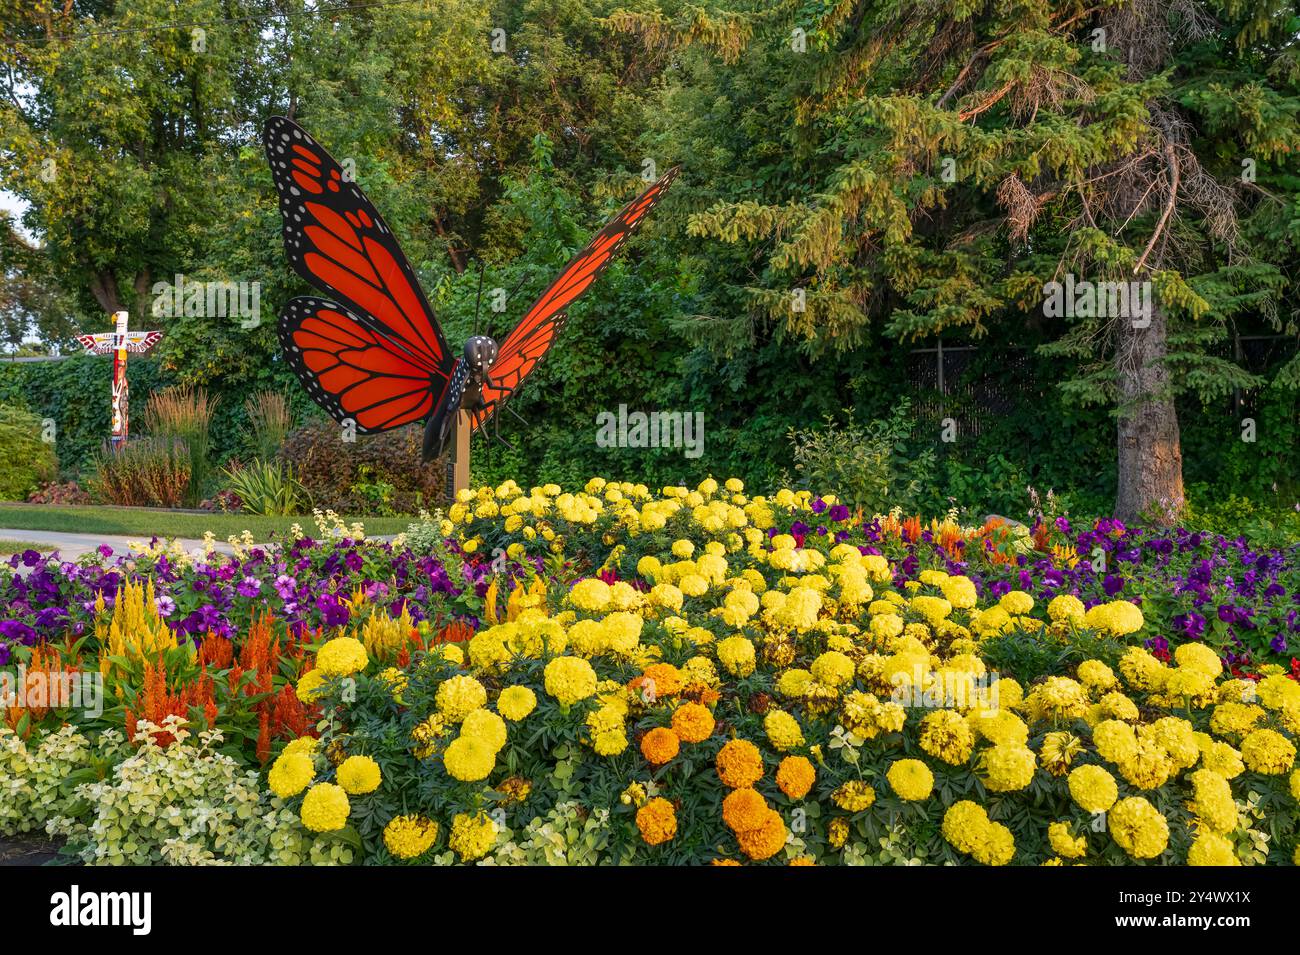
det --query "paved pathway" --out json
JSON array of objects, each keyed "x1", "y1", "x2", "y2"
[
  {"x1": 0, "y1": 528, "x2": 398, "y2": 562},
  {"x1": 0, "y1": 528, "x2": 238, "y2": 560}
]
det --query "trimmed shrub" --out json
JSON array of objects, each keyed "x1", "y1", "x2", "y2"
[
  {"x1": 277, "y1": 418, "x2": 445, "y2": 513},
  {"x1": 0, "y1": 404, "x2": 57, "y2": 500}
]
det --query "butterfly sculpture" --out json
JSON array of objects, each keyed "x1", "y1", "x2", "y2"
[{"x1": 263, "y1": 116, "x2": 679, "y2": 463}]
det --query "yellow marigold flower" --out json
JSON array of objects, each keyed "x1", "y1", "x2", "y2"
[
  {"x1": 827, "y1": 816, "x2": 850, "y2": 849},
  {"x1": 736, "y1": 809, "x2": 786, "y2": 860},
  {"x1": 1086, "y1": 600, "x2": 1144, "y2": 636},
  {"x1": 1068, "y1": 764, "x2": 1119, "y2": 814},
  {"x1": 1108, "y1": 796, "x2": 1169, "y2": 859},
  {"x1": 776, "y1": 755, "x2": 816, "y2": 800},
  {"x1": 999, "y1": 591, "x2": 1034, "y2": 615},
  {"x1": 1257, "y1": 673, "x2": 1300, "y2": 710},
  {"x1": 1076, "y1": 659, "x2": 1117, "y2": 690},
  {"x1": 831, "y1": 779, "x2": 875, "y2": 812},
  {"x1": 497, "y1": 685, "x2": 537, "y2": 721},
  {"x1": 678, "y1": 573, "x2": 708, "y2": 597},
  {"x1": 295, "y1": 668, "x2": 329, "y2": 703},
  {"x1": 569, "y1": 577, "x2": 612, "y2": 612},
  {"x1": 1189, "y1": 768, "x2": 1237, "y2": 833},
  {"x1": 1149, "y1": 716, "x2": 1199, "y2": 770},
  {"x1": 777, "y1": 668, "x2": 814, "y2": 699},
  {"x1": 436, "y1": 674, "x2": 488, "y2": 722},
  {"x1": 449, "y1": 811, "x2": 497, "y2": 861},
  {"x1": 870, "y1": 613, "x2": 905, "y2": 640},
  {"x1": 1197, "y1": 735, "x2": 1245, "y2": 778},
  {"x1": 268, "y1": 751, "x2": 315, "y2": 798},
  {"x1": 544, "y1": 656, "x2": 598, "y2": 706},
  {"x1": 716, "y1": 635, "x2": 756, "y2": 677},
  {"x1": 1038, "y1": 731, "x2": 1083, "y2": 776},
  {"x1": 1240, "y1": 728, "x2": 1296, "y2": 774},
  {"x1": 886, "y1": 758, "x2": 933, "y2": 801},
  {"x1": 1118, "y1": 646, "x2": 1167, "y2": 691},
  {"x1": 1025, "y1": 676, "x2": 1089, "y2": 721},
  {"x1": 443, "y1": 734, "x2": 497, "y2": 782},
  {"x1": 941, "y1": 800, "x2": 990, "y2": 855},
  {"x1": 649, "y1": 583, "x2": 683, "y2": 612},
  {"x1": 716, "y1": 739, "x2": 764, "y2": 788},
  {"x1": 336, "y1": 754, "x2": 381, "y2": 795},
  {"x1": 462, "y1": 708, "x2": 508, "y2": 753},
  {"x1": 1210, "y1": 701, "x2": 1265, "y2": 739},
  {"x1": 282, "y1": 736, "x2": 318, "y2": 758},
  {"x1": 1187, "y1": 831, "x2": 1239, "y2": 866},
  {"x1": 1048, "y1": 594, "x2": 1086, "y2": 623},
  {"x1": 316, "y1": 636, "x2": 369, "y2": 677},
  {"x1": 1174, "y1": 643, "x2": 1223, "y2": 678},
  {"x1": 810, "y1": 650, "x2": 855, "y2": 688},
  {"x1": 975, "y1": 709, "x2": 1029, "y2": 748},
  {"x1": 919, "y1": 710, "x2": 975, "y2": 765},
  {"x1": 300, "y1": 782, "x2": 350, "y2": 832},
  {"x1": 722, "y1": 787, "x2": 769, "y2": 832},
  {"x1": 1097, "y1": 691, "x2": 1140, "y2": 722},
  {"x1": 640, "y1": 726, "x2": 680, "y2": 766},
  {"x1": 636, "y1": 797, "x2": 677, "y2": 845},
  {"x1": 1093, "y1": 719, "x2": 1138, "y2": 763},
  {"x1": 939, "y1": 575, "x2": 977, "y2": 609},
  {"x1": 911, "y1": 594, "x2": 953, "y2": 624},
  {"x1": 383, "y1": 814, "x2": 438, "y2": 860},
  {"x1": 992, "y1": 677, "x2": 1023, "y2": 710},
  {"x1": 981, "y1": 744, "x2": 1036, "y2": 792},
  {"x1": 637, "y1": 555, "x2": 662, "y2": 581},
  {"x1": 1117, "y1": 736, "x2": 1173, "y2": 790},
  {"x1": 763, "y1": 709, "x2": 805, "y2": 751},
  {"x1": 671, "y1": 702, "x2": 715, "y2": 743},
  {"x1": 1049, "y1": 822, "x2": 1087, "y2": 859}
]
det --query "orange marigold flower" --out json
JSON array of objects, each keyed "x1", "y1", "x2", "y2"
[
  {"x1": 789, "y1": 856, "x2": 816, "y2": 866},
  {"x1": 641, "y1": 663, "x2": 683, "y2": 697},
  {"x1": 636, "y1": 797, "x2": 677, "y2": 845},
  {"x1": 711, "y1": 858, "x2": 743, "y2": 866},
  {"x1": 776, "y1": 755, "x2": 816, "y2": 800},
  {"x1": 716, "y1": 738, "x2": 764, "y2": 788},
  {"x1": 640, "y1": 726, "x2": 681, "y2": 766},
  {"x1": 722, "y1": 787, "x2": 769, "y2": 832},
  {"x1": 671, "y1": 701, "x2": 716, "y2": 743},
  {"x1": 736, "y1": 809, "x2": 786, "y2": 860}
]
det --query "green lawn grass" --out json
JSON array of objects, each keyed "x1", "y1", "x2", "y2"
[
  {"x1": 0, "y1": 539, "x2": 46, "y2": 555},
  {"x1": 0, "y1": 505, "x2": 416, "y2": 539}
]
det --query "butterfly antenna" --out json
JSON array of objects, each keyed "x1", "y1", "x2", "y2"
[
  {"x1": 472, "y1": 262, "x2": 486, "y2": 339},
  {"x1": 503, "y1": 271, "x2": 530, "y2": 306}
]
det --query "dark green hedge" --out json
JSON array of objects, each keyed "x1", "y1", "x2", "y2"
[{"x1": 1, "y1": 337, "x2": 1295, "y2": 520}]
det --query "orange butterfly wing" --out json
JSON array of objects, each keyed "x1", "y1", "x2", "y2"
[
  {"x1": 278, "y1": 297, "x2": 452, "y2": 433},
  {"x1": 264, "y1": 116, "x2": 455, "y2": 409},
  {"x1": 468, "y1": 166, "x2": 681, "y2": 434}
]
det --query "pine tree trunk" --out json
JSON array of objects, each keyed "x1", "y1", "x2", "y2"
[{"x1": 1114, "y1": 303, "x2": 1184, "y2": 523}]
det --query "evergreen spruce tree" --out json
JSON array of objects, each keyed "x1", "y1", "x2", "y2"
[{"x1": 638, "y1": 0, "x2": 1300, "y2": 521}]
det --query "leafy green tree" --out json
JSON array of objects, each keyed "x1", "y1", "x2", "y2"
[{"x1": 0, "y1": 0, "x2": 247, "y2": 330}]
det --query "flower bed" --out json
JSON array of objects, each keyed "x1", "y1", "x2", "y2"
[{"x1": 1, "y1": 483, "x2": 1297, "y2": 865}]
